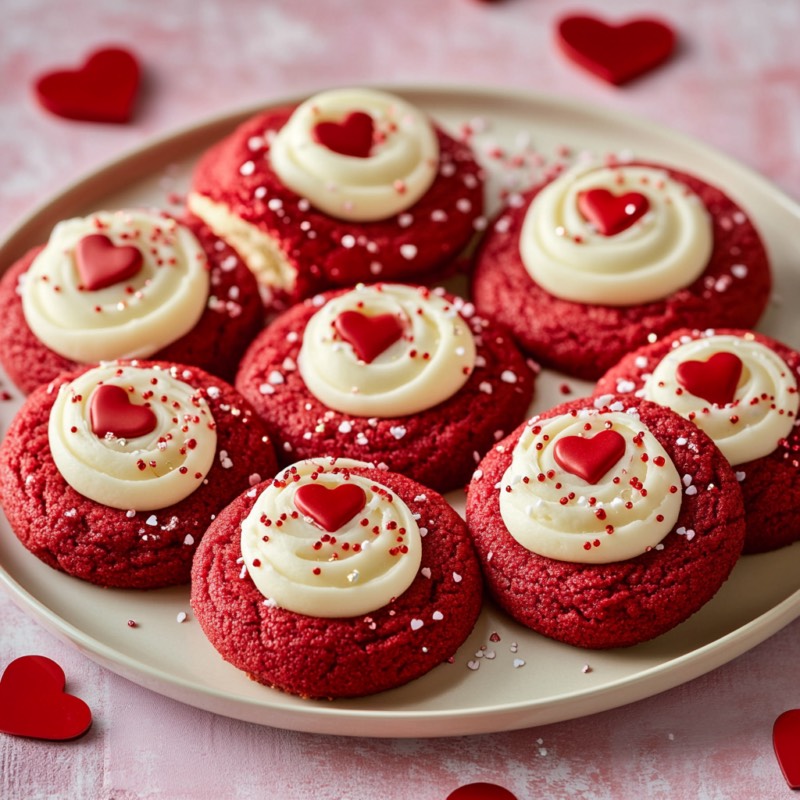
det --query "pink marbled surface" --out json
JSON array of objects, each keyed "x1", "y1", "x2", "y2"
[{"x1": 2, "y1": 0, "x2": 800, "y2": 798}]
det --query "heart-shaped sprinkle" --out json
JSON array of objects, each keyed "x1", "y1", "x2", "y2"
[
  {"x1": 410, "y1": 618, "x2": 424, "y2": 631},
  {"x1": 34, "y1": 47, "x2": 140, "y2": 123},
  {"x1": 556, "y1": 14, "x2": 676, "y2": 86},
  {"x1": 75, "y1": 234, "x2": 143, "y2": 291},
  {"x1": 675, "y1": 352, "x2": 743, "y2": 407},
  {"x1": 447, "y1": 784, "x2": 518, "y2": 800},
  {"x1": 90, "y1": 384, "x2": 157, "y2": 439},
  {"x1": 333, "y1": 310, "x2": 404, "y2": 363},
  {"x1": 295, "y1": 483, "x2": 367, "y2": 532},
  {"x1": 312, "y1": 111, "x2": 375, "y2": 158},
  {"x1": 774, "y1": 710, "x2": 800, "y2": 788},
  {"x1": 577, "y1": 189, "x2": 650, "y2": 236},
  {"x1": 0, "y1": 655, "x2": 92, "y2": 740},
  {"x1": 554, "y1": 429, "x2": 627, "y2": 484}
]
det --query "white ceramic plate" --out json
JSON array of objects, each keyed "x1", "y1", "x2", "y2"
[{"x1": 2, "y1": 86, "x2": 800, "y2": 738}]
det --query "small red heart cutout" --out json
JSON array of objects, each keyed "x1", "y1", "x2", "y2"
[
  {"x1": 75, "y1": 234, "x2": 143, "y2": 291},
  {"x1": 556, "y1": 15, "x2": 676, "y2": 86},
  {"x1": 774, "y1": 710, "x2": 800, "y2": 788},
  {"x1": 90, "y1": 384, "x2": 158, "y2": 439},
  {"x1": 447, "y1": 784, "x2": 518, "y2": 800},
  {"x1": 554, "y1": 429, "x2": 627, "y2": 484},
  {"x1": 295, "y1": 483, "x2": 367, "y2": 532},
  {"x1": 34, "y1": 47, "x2": 140, "y2": 123},
  {"x1": 312, "y1": 111, "x2": 375, "y2": 158},
  {"x1": 333, "y1": 310, "x2": 404, "y2": 363},
  {"x1": 675, "y1": 352, "x2": 743, "y2": 407},
  {"x1": 577, "y1": 189, "x2": 650, "y2": 236},
  {"x1": 0, "y1": 655, "x2": 92, "y2": 741}
]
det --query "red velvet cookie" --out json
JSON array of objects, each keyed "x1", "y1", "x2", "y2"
[
  {"x1": 188, "y1": 88, "x2": 484, "y2": 310},
  {"x1": 465, "y1": 395, "x2": 745, "y2": 649},
  {"x1": 471, "y1": 160, "x2": 771, "y2": 380},
  {"x1": 595, "y1": 328, "x2": 800, "y2": 553},
  {"x1": 0, "y1": 361, "x2": 277, "y2": 588},
  {"x1": 234, "y1": 283, "x2": 535, "y2": 493},
  {"x1": 0, "y1": 210, "x2": 264, "y2": 394},
  {"x1": 190, "y1": 459, "x2": 483, "y2": 699}
]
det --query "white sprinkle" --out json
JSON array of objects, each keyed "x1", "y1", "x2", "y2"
[
  {"x1": 254, "y1": 186, "x2": 267, "y2": 199},
  {"x1": 267, "y1": 198, "x2": 283, "y2": 211},
  {"x1": 413, "y1": 494, "x2": 427, "y2": 502},
  {"x1": 419, "y1": 527, "x2": 428, "y2": 537},
  {"x1": 467, "y1": 660, "x2": 480, "y2": 671},
  {"x1": 248, "y1": 473, "x2": 262, "y2": 486},
  {"x1": 731, "y1": 264, "x2": 748, "y2": 279},
  {"x1": 239, "y1": 160, "x2": 255, "y2": 176},
  {"x1": 453, "y1": 572, "x2": 462, "y2": 583},
  {"x1": 125, "y1": 510, "x2": 136, "y2": 519},
  {"x1": 735, "y1": 471, "x2": 746, "y2": 482},
  {"x1": 432, "y1": 611, "x2": 444, "y2": 621},
  {"x1": 146, "y1": 515, "x2": 158, "y2": 526},
  {"x1": 398, "y1": 213, "x2": 414, "y2": 228},
  {"x1": 682, "y1": 474, "x2": 694, "y2": 487},
  {"x1": 456, "y1": 198, "x2": 472, "y2": 213},
  {"x1": 341, "y1": 234, "x2": 356, "y2": 248},
  {"x1": 268, "y1": 370, "x2": 284, "y2": 385},
  {"x1": 421, "y1": 567, "x2": 432, "y2": 579},
  {"x1": 616, "y1": 379, "x2": 636, "y2": 393},
  {"x1": 513, "y1": 658, "x2": 526, "y2": 668},
  {"x1": 500, "y1": 370, "x2": 518, "y2": 384},
  {"x1": 259, "y1": 383, "x2": 275, "y2": 395},
  {"x1": 484, "y1": 650, "x2": 496, "y2": 660},
  {"x1": 338, "y1": 420, "x2": 353, "y2": 434},
  {"x1": 676, "y1": 437, "x2": 688, "y2": 446},
  {"x1": 431, "y1": 209, "x2": 448, "y2": 222},
  {"x1": 538, "y1": 747, "x2": 548, "y2": 756},
  {"x1": 183, "y1": 534, "x2": 195, "y2": 546},
  {"x1": 389, "y1": 425, "x2": 407, "y2": 439},
  {"x1": 472, "y1": 468, "x2": 484, "y2": 481},
  {"x1": 479, "y1": 381, "x2": 493, "y2": 394},
  {"x1": 176, "y1": 612, "x2": 188, "y2": 624},
  {"x1": 685, "y1": 485, "x2": 698, "y2": 496},
  {"x1": 355, "y1": 432, "x2": 369, "y2": 446},
  {"x1": 399, "y1": 244, "x2": 418, "y2": 260},
  {"x1": 582, "y1": 664, "x2": 592, "y2": 674},
  {"x1": 410, "y1": 618, "x2": 424, "y2": 631},
  {"x1": 64, "y1": 508, "x2": 77, "y2": 518}
]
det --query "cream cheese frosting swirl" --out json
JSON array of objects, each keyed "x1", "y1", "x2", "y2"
[
  {"x1": 297, "y1": 284, "x2": 476, "y2": 417},
  {"x1": 499, "y1": 410, "x2": 682, "y2": 563},
  {"x1": 22, "y1": 209, "x2": 210, "y2": 363},
  {"x1": 48, "y1": 364, "x2": 217, "y2": 511},
  {"x1": 269, "y1": 88, "x2": 439, "y2": 222},
  {"x1": 519, "y1": 162, "x2": 713, "y2": 305},
  {"x1": 643, "y1": 334, "x2": 799, "y2": 465},
  {"x1": 240, "y1": 459, "x2": 422, "y2": 618}
]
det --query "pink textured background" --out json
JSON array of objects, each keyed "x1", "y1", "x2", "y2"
[{"x1": 2, "y1": 0, "x2": 800, "y2": 797}]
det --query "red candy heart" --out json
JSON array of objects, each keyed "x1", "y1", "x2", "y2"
[
  {"x1": 675, "y1": 352, "x2": 743, "y2": 407},
  {"x1": 447, "y1": 784, "x2": 518, "y2": 800},
  {"x1": 75, "y1": 234, "x2": 143, "y2": 291},
  {"x1": 295, "y1": 483, "x2": 367, "y2": 532},
  {"x1": 312, "y1": 111, "x2": 375, "y2": 158},
  {"x1": 556, "y1": 14, "x2": 676, "y2": 86},
  {"x1": 775, "y1": 710, "x2": 800, "y2": 788},
  {"x1": 0, "y1": 655, "x2": 92, "y2": 741},
  {"x1": 90, "y1": 384, "x2": 158, "y2": 439},
  {"x1": 34, "y1": 47, "x2": 140, "y2": 123},
  {"x1": 554, "y1": 429, "x2": 627, "y2": 484},
  {"x1": 577, "y1": 188, "x2": 650, "y2": 236},
  {"x1": 334, "y1": 310, "x2": 404, "y2": 363}
]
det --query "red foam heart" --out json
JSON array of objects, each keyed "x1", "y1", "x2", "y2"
[
  {"x1": 90, "y1": 384, "x2": 157, "y2": 439},
  {"x1": 75, "y1": 234, "x2": 143, "y2": 291},
  {"x1": 0, "y1": 655, "x2": 92, "y2": 741},
  {"x1": 774, "y1": 710, "x2": 800, "y2": 788},
  {"x1": 675, "y1": 352, "x2": 743, "y2": 407},
  {"x1": 554, "y1": 429, "x2": 627, "y2": 484},
  {"x1": 447, "y1": 784, "x2": 518, "y2": 800},
  {"x1": 312, "y1": 111, "x2": 375, "y2": 158},
  {"x1": 295, "y1": 483, "x2": 367, "y2": 532},
  {"x1": 34, "y1": 47, "x2": 140, "y2": 123},
  {"x1": 333, "y1": 310, "x2": 404, "y2": 363},
  {"x1": 577, "y1": 188, "x2": 650, "y2": 236},
  {"x1": 556, "y1": 14, "x2": 676, "y2": 86}
]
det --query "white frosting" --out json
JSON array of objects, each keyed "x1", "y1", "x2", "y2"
[
  {"x1": 240, "y1": 459, "x2": 422, "y2": 618},
  {"x1": 297, "y1": 284, "x2": 476, "y2": 417},
  {"x1": 269, "y1": 88, "x2": 439, "y2": 222},
  {"x1": 643, "y1": 334, "x2": 799, "y2": 465},
  {"x1": 519, "y1": 162, "x2": 713, "y2": 305},
  {"x1": 48, "y1": 364, "x2": 217, "y2": 511},
  {"x1": 22, "y1": 210, "x2": 210, "y2": 362},
  {"x1": 499, "y1": 411, "x2": 682, "y2": 563}
]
